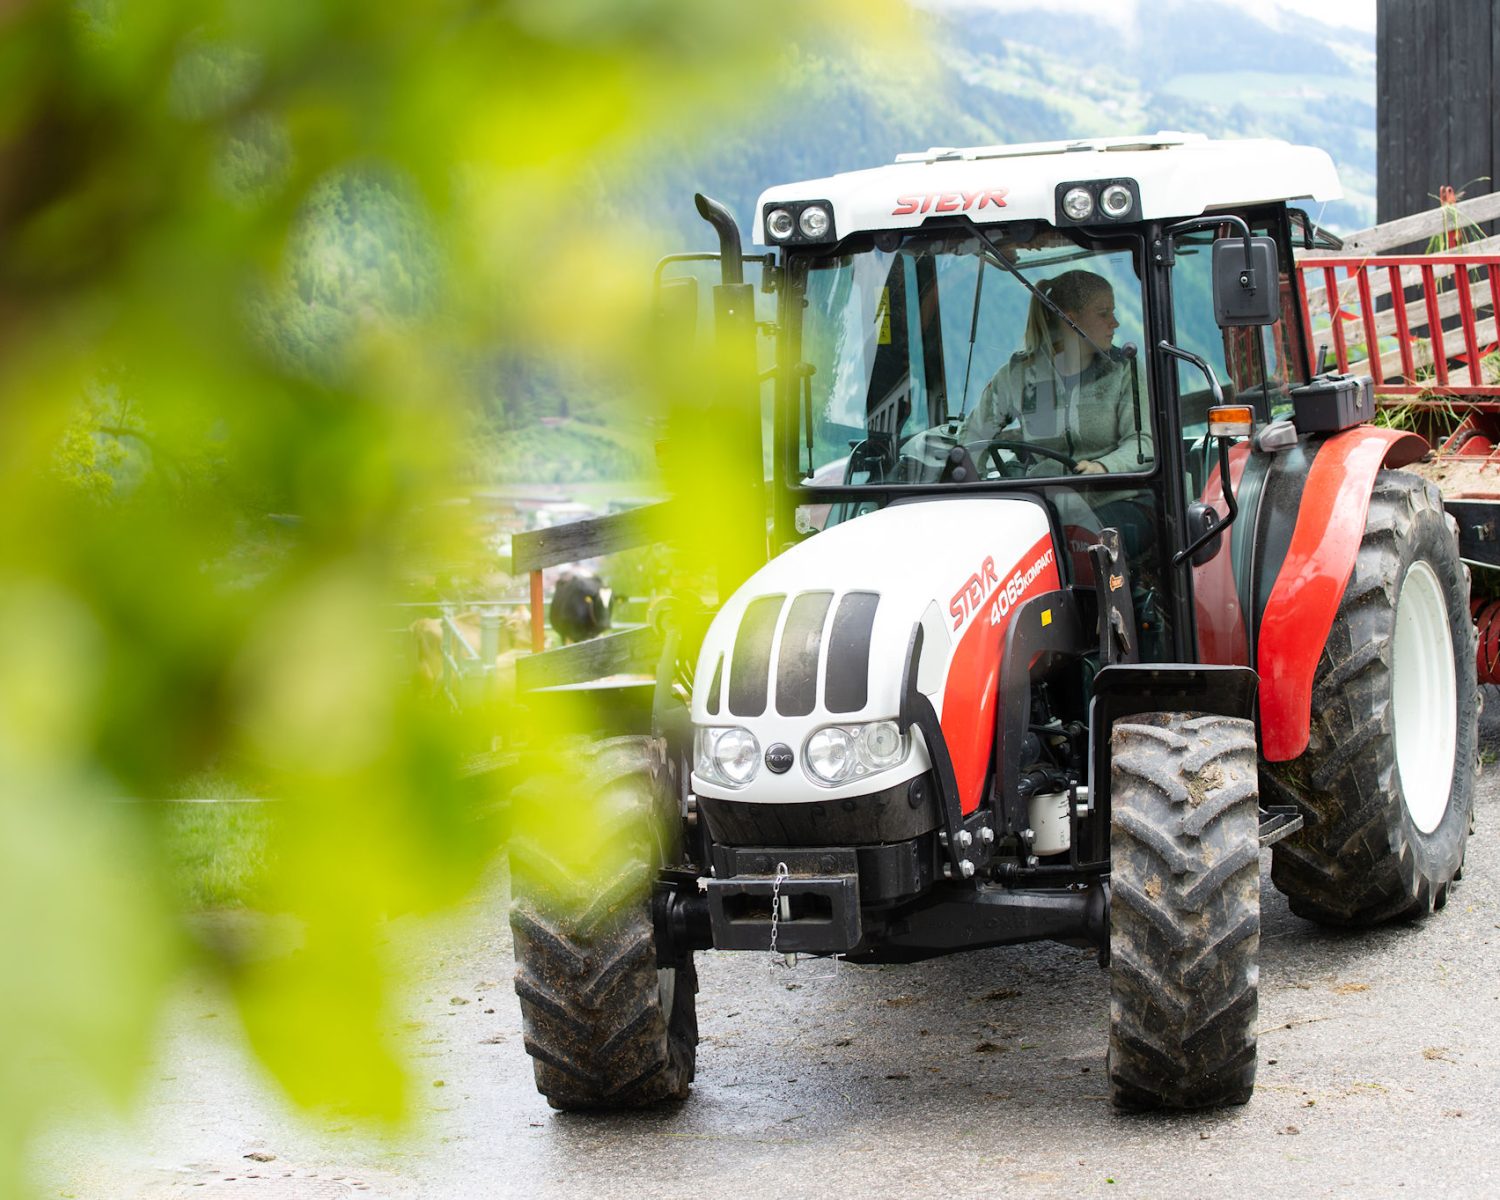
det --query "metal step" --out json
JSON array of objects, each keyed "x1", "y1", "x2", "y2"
[{"x1": 1258, "y1": 805, "x2": 1304, "y2": 847}]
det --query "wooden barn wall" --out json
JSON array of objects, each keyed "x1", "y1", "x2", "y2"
[{"x1": 1378, "y1": 0, "x2": 1498, "y2": 225}]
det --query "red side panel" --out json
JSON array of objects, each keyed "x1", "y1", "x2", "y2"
[
  {"x1": 1193, "y1": 443, "x2": 1252, "y2": 667},
  {"x1": 940, "y1": 535, "x2": 1060, "y2": 814},
  {"x1": 1257, "y1": 427, "x2": 1429, "y2": 761}
]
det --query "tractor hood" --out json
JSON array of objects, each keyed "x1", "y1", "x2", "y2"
[{"x1": 691, "y1": 497, "x2": 1061, "y2": 807}]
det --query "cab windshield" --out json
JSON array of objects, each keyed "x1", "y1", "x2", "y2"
[{"x1": 788, "y1": 225, "x2": 1153, "y2": 490}]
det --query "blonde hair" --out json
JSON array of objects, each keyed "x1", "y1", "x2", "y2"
[{"x1": 1022, "y1": 270, "x2": 1113, "y2": 354}]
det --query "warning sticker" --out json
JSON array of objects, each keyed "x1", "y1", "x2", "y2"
[{"x1": 875, "y1": 287, "x2": 891, "y2": 345}]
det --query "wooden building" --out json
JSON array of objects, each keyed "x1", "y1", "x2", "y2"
[{"x1": 1378, "y1": 0, "x2": 1500, "y2": 225}]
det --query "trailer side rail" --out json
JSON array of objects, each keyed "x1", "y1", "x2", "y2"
[{"x1": 1296, "y1": 252, "x2": 1500, "y2": 400}]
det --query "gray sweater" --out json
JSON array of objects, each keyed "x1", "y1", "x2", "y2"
[{"x1": 958, "y1": 348, "x2": 1152, "y2": 474}]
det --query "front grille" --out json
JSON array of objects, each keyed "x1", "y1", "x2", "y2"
[
  {"x1": 722, "y1": 589, "x2": 880, "y2": 719},
  {"x1": 825, "y1": 591, "x2": 880, "y2": 713},
  {"x1": 776, "y1": 591, "x2": 833, "y2": 716},
  {"x1": 728, "y1": 594, "x2": 784, "y2": 717}
]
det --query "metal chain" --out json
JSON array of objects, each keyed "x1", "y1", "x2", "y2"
[{"x1": 768, "y1": 861, "x2": 790, "y2": 963}]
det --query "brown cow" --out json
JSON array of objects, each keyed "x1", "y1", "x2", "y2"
[{"x1": 409, "y1": 607, "x2": 530, "y2": 699}]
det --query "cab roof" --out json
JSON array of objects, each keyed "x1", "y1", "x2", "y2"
[{"x1": 751, "y1": 132, "x2": 1341, "y2": 246}]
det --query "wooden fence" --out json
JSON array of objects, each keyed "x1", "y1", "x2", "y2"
[{"x1": 509, "y1": 500, "x2": 674, "y2": 692}]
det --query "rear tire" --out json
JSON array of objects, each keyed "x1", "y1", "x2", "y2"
[
  {"x1": 1109, "y1": 712, "x2": 1260, "y2": 1110},
  {"x1": 1265, "y1": 472, "x2": 1477, "y2": 926},
  {"x1": 509, "y1": 736, "x2": 698, "y2": 1109}
]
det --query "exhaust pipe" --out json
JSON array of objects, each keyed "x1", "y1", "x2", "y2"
[{"x1": 694, "y1": 193, "x2": 743, "y2": 286}]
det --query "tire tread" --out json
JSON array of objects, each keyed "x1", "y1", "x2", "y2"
[
  {"x1": 509, "y1": 736, "x2": 698, "y2": 1109},
  {"x1": 1109, "y1": 711, "x2": 1261, "y2": 1111},
  {"x1": 1266, "y1": 473, "x2": 1476, "y2": 927}
]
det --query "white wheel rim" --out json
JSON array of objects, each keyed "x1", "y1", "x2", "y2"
[{"x1": 1391, "y1": 560, "x2": 1457, "y2": 834}]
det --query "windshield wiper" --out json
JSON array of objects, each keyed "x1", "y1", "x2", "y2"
[{"x1": 968, "y1": 223, "x2": 1112, "y2": 363}]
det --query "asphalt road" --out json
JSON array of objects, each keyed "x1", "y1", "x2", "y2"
[{"x1": 37, "y1": 709, "x2": 1500, "y2": 1200}]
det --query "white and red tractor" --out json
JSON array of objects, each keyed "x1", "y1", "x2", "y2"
[{"x1": 507, "y1": 134, "x2": 1477, "y2": 1111}]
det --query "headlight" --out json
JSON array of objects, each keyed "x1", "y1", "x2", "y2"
[
  {"x1": 695, "y1": 726, "x2": 760, "y2": 788},
  {"x1": 857, "y1": 720, "x2": 905, "y2": 770},
  {"x1": 804, "y1": 721, "x2": 908, "y2": 786},
  {"x1": 1099, "y1": 183, "x2": 1133, "y2": 218},
  {"x1": 1061, "y1": 187, "x2": 1094, "y2": 221},
  {"x1": 798, "y1": 205, "x2": 831, "y2": 239},
  {"x1": 761, "y1": 200, "x2": 835, "y2": 244},
  {"x1": 1057, "y1": 178, "x2": 1138, "y2": 225},
  {"x1": 805, "y1": 727, "x2": 854, "y2": 784},
  {"x1": 766, "y1": 208, "x2": 795, "y2": 240}
]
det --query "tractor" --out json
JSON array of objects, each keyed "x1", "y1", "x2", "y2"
[{"x1": 507, "y1": 133, "x2": 1478, "y2": 1111}]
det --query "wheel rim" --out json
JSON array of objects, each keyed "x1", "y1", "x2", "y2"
[{"x1": 1391, "y1": 560, "x2": 1457, "y2": 834}]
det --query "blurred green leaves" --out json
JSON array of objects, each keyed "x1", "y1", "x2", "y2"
[{"x1": 0, "y1": 0, "x2": 910, "y2": 1190}]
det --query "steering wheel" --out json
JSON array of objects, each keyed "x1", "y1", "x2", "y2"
[
  {"x1": 844, "y1": 436, "x2": 895, "y2": 484},
  {"x1": 982, "y1": 438, "x2": 1080, "y2": 478},
  {"x1": 891, "y1": 454, "x2": 931, "y2": 484}
]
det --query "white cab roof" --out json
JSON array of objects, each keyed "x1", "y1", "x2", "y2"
[{"x1": 752, "y1": 132, "x2": 1341, "y2": 245}]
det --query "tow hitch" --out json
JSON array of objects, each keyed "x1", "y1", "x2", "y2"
[{"x1": 703, "y1": 848, "x2": 862, "y2": 954}]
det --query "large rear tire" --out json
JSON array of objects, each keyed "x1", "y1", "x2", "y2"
[
  {"x1": 1264, "y1": 472, "x2": 1477, "y2": 926},
  {"x1": 1109, "y1": 712, "x2": 1261, "y2": 1110},
  {"x1": 509, "y1": 736, "x2": 698, "y2": 1109}
]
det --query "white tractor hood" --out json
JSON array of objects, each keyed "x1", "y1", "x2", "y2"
[{"x1": 691, "y1": 498, "x2": 1062, "y2": 806}]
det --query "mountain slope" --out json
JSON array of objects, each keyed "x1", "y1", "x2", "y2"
[{"x1": 630, "y1": 0, "x2": 1374, "y2": 246}]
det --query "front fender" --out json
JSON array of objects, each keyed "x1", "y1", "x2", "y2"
[{"x1": 1256, "y1": 426, "x2": 1428, "y2": 761}]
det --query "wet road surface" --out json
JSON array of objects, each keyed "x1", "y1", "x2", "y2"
[{"x1": 36, "y1": 718, "x2": 1500, "y2": 1200}]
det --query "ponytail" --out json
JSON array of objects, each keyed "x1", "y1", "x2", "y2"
[{"x1": 1021, "y1": 270, "x2": 1112, "y2": 355}]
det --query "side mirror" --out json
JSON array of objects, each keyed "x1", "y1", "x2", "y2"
[
  {"x1": 652, "y1": 254, "x2": 777, "y2": 349},
  {"x1": 652, "y1": 274, "x2": 700, "y2": 344},
  {"x1": 1212, "y1": 236, "x2": 1281, "y2": 327}
]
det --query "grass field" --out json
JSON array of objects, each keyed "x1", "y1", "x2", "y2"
[{"x1": 159, "y1": 772, "x2": 278, "y2": 911}]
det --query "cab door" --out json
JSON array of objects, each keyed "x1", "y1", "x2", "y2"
[{"x1": 1162, "y1": 212, "x2": 1305, "y2": 666}]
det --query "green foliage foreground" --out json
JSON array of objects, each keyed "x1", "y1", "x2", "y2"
[{"x1": 0, "y1": 0, "x2": 909, "y2": 1189}]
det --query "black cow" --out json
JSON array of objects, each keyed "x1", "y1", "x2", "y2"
[{"x1": 549, "y1": 570, "x2": 614, "y2": 644}]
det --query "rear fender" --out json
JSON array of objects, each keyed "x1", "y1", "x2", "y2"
[{"x1": 1255, "y1": 426, "x2": 1428, "y2": 761}]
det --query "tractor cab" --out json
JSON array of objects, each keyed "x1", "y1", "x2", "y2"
[{"x1": 748, "y1": 133, "x2": 1330, "y2": 668}]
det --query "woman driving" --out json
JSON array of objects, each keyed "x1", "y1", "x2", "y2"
[{"x1": 958, "y1": 269, "x2": 1149, "y2": 476}]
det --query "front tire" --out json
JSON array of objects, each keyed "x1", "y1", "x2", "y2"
[
  {"x1": 1265, "y1": 472, "x2": 1477, "y2": 926},
  {"x1": 1109, "y1": 712, "x2": 1261, "y2": 1110},
  {"x1": 509, "y1": 736, "x2": 698, "y2": 1109}
]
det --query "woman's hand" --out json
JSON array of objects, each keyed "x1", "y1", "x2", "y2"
[{"x1": 1073, "y1": 459, "x2": 1107, "y2": 475}]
